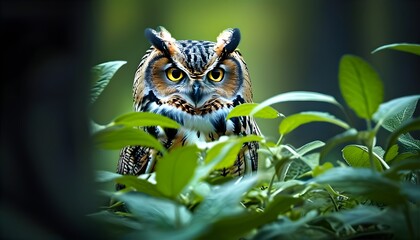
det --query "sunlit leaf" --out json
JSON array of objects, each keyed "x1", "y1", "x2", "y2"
[
  {"x1": 250, "y1": 91, "x2": 342, "y2": 116},
  {"x1": 342, "y1": 145, "x2": 383, "y2": 171},
  {"x1": 204, "y1": 135, "x2": 263, "y2": 170},
  {"x1": 373, "y1": 95, "x2": 420, "y2": 127},
  {"x1": 372, "y1": 43, "x2": 420, "y2": 56},
  {"x1": 380, "y1": 98, "x2": 417, "y2": 132},
  {"x1": 339, "y1": 55, "x2": 384, "y2": 120},
  {"x1": 312, "y1": 162, "x2": 334, "y2": 177},
  {"x1": 95, "y1": 171, "x2": 164, "y2": 197},
  {"x1": 113, "y1": 112, "x2": 180, "y2": 129},
  {"x1": 93, "y1": 126, "x2": 165, "y2": 153},
  {"x1": 384, "y1": 144, "x2": 399, "y2": 162},
  {"x1": 91, "y1": 61, "x2": 126, "y2": 104},
  {"x1": 155, "y1": 145, "x2": 199, "y2": 198},
  {"x1": 226, "y1": 103, "x2": 280, "y2": 119},
  {"x1": 279, "y1": 111, "x2": 350, "y2": 135}
]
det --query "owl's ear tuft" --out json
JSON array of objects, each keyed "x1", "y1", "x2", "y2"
[
  {"x1": 144, "y1": 27, "x2": 178, "y2": 55},
  {"x1": 215, "y1": 28, "x2": 241, "y2": 56}
]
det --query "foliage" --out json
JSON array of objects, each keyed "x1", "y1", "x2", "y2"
[{"x1": 89, "y1": 43, "x2": 420, "y2": 239}]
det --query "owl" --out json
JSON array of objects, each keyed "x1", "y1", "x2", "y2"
[{"x1": 117, "y1": 27, "x2": 260, "y2": 186}]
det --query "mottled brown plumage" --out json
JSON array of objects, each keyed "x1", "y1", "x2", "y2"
[{"x1": 117, "y1": 27, "x2": 260, "y2": 188}]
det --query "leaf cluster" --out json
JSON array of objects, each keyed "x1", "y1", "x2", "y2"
[{"x1": 89, "y1": 44, "x2": 420, "y2": 239}]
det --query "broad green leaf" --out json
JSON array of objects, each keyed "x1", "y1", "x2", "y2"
[
  {"x1": 192, "y1": 176, "x2": 258, "y2": 223},
  {"x1": 339, "y1": 55, "x2": 383, "y2": 119},
  {"x1": 342, "y1": 145, "x2": 383, "y2": 171},
  {"x1": 372, "y1": 43, "x2": 420, "y2": 56},
  {"x1": 226, "y1": 103, "x2": 280, "y2": 119},
  {"x1": 113, "y1": 192, "x2": 192, "y2": 228},
  {"x1": 204, "y1": 135, "x2": 263, "y2": 170},
  {"x1": 93, "y1": 126, "x2": 165, "y2": 153},
  {"x1": 311, "y1": 167, "x2": 405, "y2": 205},
  {"x1": 385, "y1": 117, "x2": 420, "y2": 151},
  {"x1": 295, "y1": 140, "x2": 325, "y2": 156},
  {"x1": 155, "y1": 145, "x2": 199, "y2": 198},
  {"x1": 95, "y1": 171, "x2": 164, "y2": 197},
  {"x1": 373, "y1": 95, "x2": 420, "y2": 126},
  {"x1": 91, "y1": 61, "x2": 126, "y2": 104},
  {"x1": 279, "y1": 111, "x2": 350, "y2": 135},
  {"x1": 380, "y1": 99, "x2": 417, "y2": 132},
  {"x1": 250, "y1": 91, "x2": 342, "y2": 116},
  {"x1": 113, "y1": 112, "x2": 180, "y2": 129}
]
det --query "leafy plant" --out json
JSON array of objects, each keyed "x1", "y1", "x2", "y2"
[{"x1": 89, "y1": 43, "x2": 420, "y2": 239}]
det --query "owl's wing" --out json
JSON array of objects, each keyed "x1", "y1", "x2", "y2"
[{"x1": 116, "y1": 145, "x2": 152, "y2": 189}]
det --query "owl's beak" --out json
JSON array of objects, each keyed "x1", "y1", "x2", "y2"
[{"x1": 191, "y1": 81, "x2": 202, "y2": 106}]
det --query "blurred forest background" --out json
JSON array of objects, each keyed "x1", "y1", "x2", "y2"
[
  {"x1": 90, "y1": 0, "x2": 420, "y2": 173},
  {"x1": 2, "y1": 0, "x2": 419, "y2": 239}
]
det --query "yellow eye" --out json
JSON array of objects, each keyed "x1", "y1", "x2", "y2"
[
  {"x1": 207, "y1": 68, "x2": 224, "y2": 82},
  {"x1": 166, "y1": 67, "x2": 184, "y2": 82}
]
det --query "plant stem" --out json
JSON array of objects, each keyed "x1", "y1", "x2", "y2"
[{"x1": 365, "y1": 120, "x2": 376, "y2": 171}]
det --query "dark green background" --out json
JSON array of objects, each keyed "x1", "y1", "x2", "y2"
[
  {"x1": 2, "y1": 1, "x2": 419, "y2": 239},
  {"x1": 91, "y1": 0, "x2": 420, "y2": 172}
]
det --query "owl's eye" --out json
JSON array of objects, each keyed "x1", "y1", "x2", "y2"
[
  {"x1": 207, "y1": 68, "x2": 224, "y2": 82},
  {"x1": 166, "y1": 67, "x2": 184, "y2": 82}
]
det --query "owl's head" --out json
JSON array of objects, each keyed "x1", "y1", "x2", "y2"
[{"x1": 134, "y1": 27, "x2": 253, "y2": 118}]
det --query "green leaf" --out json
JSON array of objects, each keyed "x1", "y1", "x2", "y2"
[
  {"x1": 384, "y1": 144, "x2": 399, "y2": 162},
  {"x1": 250, "y1": 91, "x2": 342, "y2": 116},
  {"x1": 373, "y1": 95, "x2": 420, "y2": 126},
  {"x1": 155, "y1": 145, "x2": 199, "y2": 198},
  {"x1": 385, "y1": 117, "x2": 420, "y2": 151},
  {"x1": 204, "y1": 135, "x2": 263, "y2": 170},
  {"x1": 384, "y1": 158, "x2": 420, "y2": 180},
  {"x1": 339, "y1": 55, "x2": 384, "y2": 119},
  {"x1": 226, "y1": 103, "x2": 280, "y2": 119},
  {"x1": 380, "y1": 98, "x2": 417, "y2": 132},
  {"x1": 295, "y1": 140, "x2": 325, "y2": 156},
  {"x1": 192, "y1": 176, "x2": 258, "y2": 223},
  {"x1": 192, "y1": 195, "x2": 302, "y2": 240},
  {"x1": 252, "y1": 211, "x2": 327, "y2": 240},
  {"x1": 312, "y1": 167, "x2": 405, "y2": 205},
  {"x1": 113, "y1": 192, "x2": 192, "y2": 228},
  {"x1": 342, "y1": 145, "x2": 383, "y2": 171},
  {"x1": 372, "y1": 43, "x2": 420, "y2": 56},
  {"x1": 96, "y1": 171, "x2": 164, "y2": 197},
  {"x1": 279, "y1": 111, "x2": 350, "y2": 135},
  {"x1": 113, "y1": 112, "x2": 180, "y2": 129},
  {"x1": 91, "y1": 61, "x2": 126, "y2": 104},
  {"x1": 93, "y1": 126, "x2": 165, "y2": 153}
]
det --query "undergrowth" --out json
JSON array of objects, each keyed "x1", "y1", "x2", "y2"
[{"x1": 89, "y1": 43, "x2": 420, "y2": 240}]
